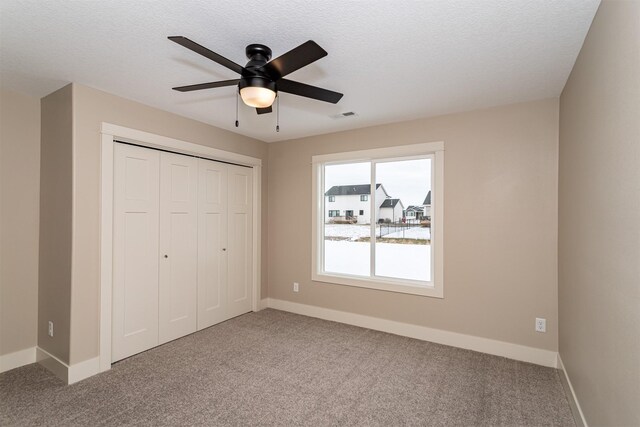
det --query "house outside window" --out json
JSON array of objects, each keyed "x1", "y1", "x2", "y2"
[
  {"x1": 312, "y1": 142, "x2": 444, "y2": 298},
  {"x1": 328, "y1": 210, "x2": 340, "y2": 217},
  {"x1": 323, "y1": 183, "x2": 383, "y2": 224}
]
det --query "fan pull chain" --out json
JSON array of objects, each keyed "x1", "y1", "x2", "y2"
[
  {"x1": 235, "y1": 91, "x2": 239, "y2": 128},
  {"x1": 276, "y1": 95, "x2": 280, "y2": 132}
]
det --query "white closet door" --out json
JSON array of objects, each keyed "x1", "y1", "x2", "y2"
[
  {"x1": 227, "y1": 164, "x2": 253, "y2": 318},
  {"x1": 197, "y1": 159, "x2": 228, "y2": 329},
  {"x1": 112, "y1": 144, "x2": 160, "y2": 362},
  {"x1": 158, "y1": 152, "x2": 198, "y2": 344}
]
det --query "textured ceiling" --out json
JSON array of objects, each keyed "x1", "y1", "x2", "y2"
[{"x1": 0, "y1": 0, "x2": 599, "y2": 142}]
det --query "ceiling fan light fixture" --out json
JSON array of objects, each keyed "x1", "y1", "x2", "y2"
[
  {"x1": 240, "y1": 86, "x2": 276, "y2": 108},
  {"x1": 239, "y1": 77, "x2": 277, "y2": 108}
]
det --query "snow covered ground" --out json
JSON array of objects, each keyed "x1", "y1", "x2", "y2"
[
  {"x1": 324, "y1": 240, "x2": 431, "y2": 282},
  {"x1": 324, "y1": 224, "x2": 375, "y2": 241},
  {"x1": 383, "y1": 227, "x2": 430, "y2": 240},
  {"x1": 324, "y1": 224, "x2": 430, "y2": 240}
]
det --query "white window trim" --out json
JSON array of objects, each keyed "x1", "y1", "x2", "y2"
[{"x1": 311, "y1": 141, "x2": 444, "y2": 298}]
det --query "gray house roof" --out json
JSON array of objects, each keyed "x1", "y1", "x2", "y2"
[
  {"x1": 423, "y1": 191, "x2": 431, "y2": 205},
  {"x1": 380, "y1": 198, "x2": 402, "y2": 208},
  {"x1": 325, "y1": 184, "x2": 382, "y2": 196},
  {"x1": 405, "y1": 205, "x2": 424, "y2": 212}
]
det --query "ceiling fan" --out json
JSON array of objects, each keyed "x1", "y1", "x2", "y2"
[{"x1": 168, "y1": 36, "x2": 343, "y2": 115}]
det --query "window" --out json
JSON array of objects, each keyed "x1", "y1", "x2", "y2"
[
  {"x1": 328, "y1": 210, "x2": 340, "y2": 217},
  {"x1": 328, "y1": 195, "x2": 335, "y2": 202},
  {"x1": 312, "y1": 142, "x2": 444, "y2": 297}
]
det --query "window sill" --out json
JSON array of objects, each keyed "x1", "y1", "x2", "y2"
[{"x1": 312, "y1": 271, "x2": 443, "y2": 298}]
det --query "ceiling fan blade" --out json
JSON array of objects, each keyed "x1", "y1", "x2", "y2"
[
  {"x1": 172, "y1": 79, "x2": 240, "y2": 92},
  {"x1": 277, "y1": 79, "x2": 343, "y2": 104},
  {"x1": 256, "y1": 106, "x2": 272, "y2": 115},
  {"x1": 260, "y1": 40, "x2": 327, "y2": 80},
  {"x1": 168, "y1": 36, "x2": 244, "y2": 75}
]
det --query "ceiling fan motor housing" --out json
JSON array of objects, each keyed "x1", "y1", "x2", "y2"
[
  {"x1": 242, "y1": 44, "x2": 277, "y2": 91},
  {"x1": 244, "y1": 44, "x2": 272, "y2": 69}
]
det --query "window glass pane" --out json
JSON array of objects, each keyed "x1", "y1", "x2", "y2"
[
  {"x1": 323, "y1": 162, "x2": 371, "y2": 276},
  {"x1": 374, "y1": 158, "x2": 431, "y2": 281}
]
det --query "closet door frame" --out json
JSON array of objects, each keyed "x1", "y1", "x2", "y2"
[{"x1": 99, "y1": 123, "x2": 262, "y2": 374}]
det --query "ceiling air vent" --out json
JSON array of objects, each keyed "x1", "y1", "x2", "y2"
[{"x1": 330, "y1": 111, "x2": 358, "y2": 119}]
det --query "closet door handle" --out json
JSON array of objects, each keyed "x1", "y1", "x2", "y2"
[
  {"x1": 164, "y1": 254, "x2": 168, "y2": 258},
  {"x1": 222, "y1": 248, "x2": 227, "y2": 251}
]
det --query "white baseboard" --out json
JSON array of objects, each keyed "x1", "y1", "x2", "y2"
[
  {"x1": 68, "y1": 356, "x2": 100, "y2": 384},
  {"x1": 0, "y1": 347, "x2": 37, "y2": 373},
  {"x1": 36, "y1": 347, "x2": 100, "y2": 385},
  {"x1": 557, "y1": 354, "x2": 588, "y2": 427},
  {"x1": 37, "y1": 347, "x2": 68, "y2": 381},
  {"x1": 257, "y1": 298, "x2": 269, "y2": 310},
  {"x1": 267, "y1": 298, "x2": 558, "y2": 368}
]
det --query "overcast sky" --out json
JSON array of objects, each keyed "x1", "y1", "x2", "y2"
[{"x1": 325, "y1": 159, "x2": 431, "y2": 207}]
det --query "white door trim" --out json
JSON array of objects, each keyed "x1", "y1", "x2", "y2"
[{"x1": 99, "y1": 123, "x2": 262, "y2": 373}]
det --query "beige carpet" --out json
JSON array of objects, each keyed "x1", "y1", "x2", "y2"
[{"x1": 1, "y1": 309, "x2": 574, "y2": 426}]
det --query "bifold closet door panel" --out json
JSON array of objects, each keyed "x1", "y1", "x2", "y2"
[
  {"x1": 197, "y1": 159, "x2": 228, "y2": 330},
  {"x1": 227, "y1": 164, "x2": 253, "y2": 318},
  {"x1": 158, "y1": 152, "x2": 198, "y2": 344},
  {"x1": 112, "y1": 144, "x2": 160, "y2": 362}
]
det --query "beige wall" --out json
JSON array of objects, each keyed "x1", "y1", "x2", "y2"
[
  {"x1": 69, "y1": 84, "x2": 268, "y2": 364},
  {"x1": 38, "y1": 85, "x2": 73, "y2": 362},
  {"x1": 268, "y1": 98, "x2": 560, "y2": 351},
  {"x1": 0, "y1": 90, "x2": 41, "y2": 356},
  {"x1": 558, "y1": 1, "x2": 640, "y2": 425}
]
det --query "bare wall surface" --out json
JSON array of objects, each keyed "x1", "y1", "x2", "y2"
[
  {"x1": 0, "y1": 90, "x2": 40, "y2": 356},
  {"x1": 70, "y1": 84, "x2": 268, "y2": 364},
  {"x1": 268, "y1": 98, "x2": 560, "y2": 351},
  {"x1": 38, "y1": 85, "x2": 73, "y2": 363},
  {"x1": 558, "y1": 1, "x2": 640, "y2": 425}
]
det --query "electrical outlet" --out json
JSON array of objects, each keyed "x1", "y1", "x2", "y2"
[
  {"x1": 293, "y1": 282, "x2": 299, "y2": 293},
  {"x1": 535, "y1": 318, "x2": 546, "y2": 333},
  {"x1": 48, "y1": 321, "x2": 54, "y2": 337}
]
